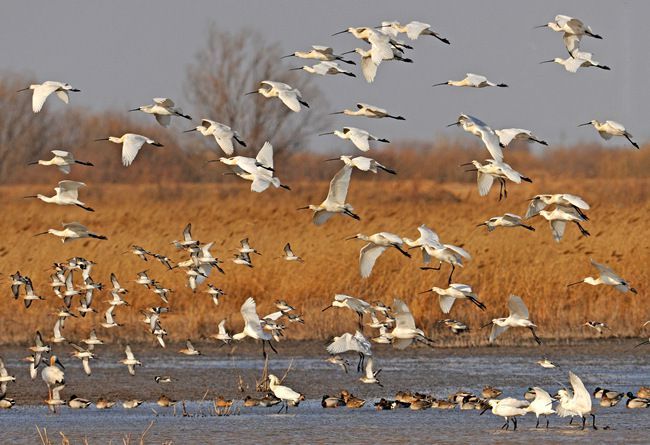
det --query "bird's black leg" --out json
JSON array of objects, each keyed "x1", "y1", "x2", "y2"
[
  {"x1": 503, "y1": 180, "x2": 508, "y2": 199},
  {"x1": 536, "y1": 417, "x2": 540, "y2": 428},
  {"x1": 581, "y1": 416, "x2": 586, "y2": 430},
  {"x1": 447, "y1": 264, "x2": 455, "y2": 285},
  {"x1": 267, "y1": 340, "x2": 278, "y2": 354},
  {"x1": 591, "y1": 413, "x2": 597, "y2": 430},
  {"x1": 513, "y1": 416, "x2": 518, "y2": 431},
  {"x1": 546, "y1": 415, "x2": 550, "y2": 428},
  {"x1": 277, "y1": 401, "x2": 285, "y2": 414}
]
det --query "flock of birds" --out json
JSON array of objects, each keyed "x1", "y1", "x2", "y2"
[{"x1": 2, "y1": 13, "x2": 647, "y2": 433}]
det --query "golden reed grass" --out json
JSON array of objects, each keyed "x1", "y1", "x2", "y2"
[{"x1": 0, "y1": 149, "x2": 648, "y2": 347}]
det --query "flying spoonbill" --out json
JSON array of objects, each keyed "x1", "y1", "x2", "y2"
[
  {"x1": 268, "y1": 374, "x2": 304, "y2": 413},
  {"x1": 298, "y1": 165, "x2": 360, "y2": 224},
  {"x1": 536, "y1": 205, "x2": 589, "y2": 241},
  {"x1": 379, "y1": 21, "x2": 450, "y2": 43},
  {"x1": 319, "y1": 127, "x2": 389, "y2": 152},
  {"x1": 540, "y1": 53, "x2": 610, "y2": 72},
  {"x1": 326, "y1": 330, "x2": 372, "y2": 372},
  {"x1": 556, "y1": 371, "x2": 596, "y2": 430},
  {"x1": 525, "y1": 194, "x2": 590, "y2": 220},
  {"x1": 387, "y1": 298, "x2": 434, "y2": 349},
  {"x1": 35, "y1": 222, "x2": 107, "y2": 243},
  {"x1": 218, "y1": 141, "x2": 290, "y2": 192},
  {"x1": 568, "y1": 259, "x2": 637, "y2": 294},
  {"x1": 495, "y1": 128, "x2": 548, "y2": 147},
  {"x1": 322, "y1": 294, "x2": 371, "y2": 328},
  {"x1": 94, "y1": 133, "x2": 163, "y2": 167},
  {"x1": 129, "y1": 97, "x2": 191, "y2": 126},
  {"x1": 183, "y1": 119, "x2": 246, "y2": 155},
  {"x1": 281, "y1": 45, "x2": 355, "y2": 64},
  {"x1": 330, "y1": 102, "x2": 405, "y2": 120},
  {"x1": 24, "y1": 180, "x2": 94, "y2": 212},
  {"x1": 477, "y1": 213, "x2": 535, "y2": 232},
  {"x1": 290, "y1": 61, "x2": 355, "y2": 77},
  {"x1": 578, "y1": 120, "x2": 639, "y2": 148},
  {"x1": 487, "y1": 295, "x2": 541, "y2": 345},
  {"x1": 419, "y1": 283, "x2": 486, "y2": 313},
  {"x1": 346, "y1": 232, "x2": 410, "y2": 278},
  {"x1": 28, "y1": 150, "x2": 93, "y2": 174},
  {"x1": 536, "y1": 15, "x2": 602, "y2": 39},
  {"x1": 433, "y1": 73, "x2": 507, "y2": 88},
  {"x1": 18, "y1": 81, "x2": 80, "y2": 113},
  {"x1": 448, "y1": 114, "x2": 503, "y2": 161},
  {"x1": 331, "y1": 27, "x2": 398, "y2": 63},
  {"x1": 326, "y1": 155, "x2": 396, "y2": 174},
  {"x1": 462, "y1": 159, "x2": 532, "y2": 200},
  {"x1": 233, "y1": 297, "x2": 277, "y2": 357},
  {"x1": 245, "y1": 80, "x2": 308, "y2": 112}
]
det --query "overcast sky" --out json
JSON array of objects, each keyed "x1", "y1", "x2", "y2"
[{"x1": 1, "y1": 0, "x2": 646, "y2": 148}]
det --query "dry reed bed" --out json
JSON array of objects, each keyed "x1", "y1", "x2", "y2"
[{"x1": 0, "y1": 175, "x2": 648, "y2": 345}]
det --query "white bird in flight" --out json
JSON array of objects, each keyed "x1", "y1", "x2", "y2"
[
  {"x1": 433, "y1": 73, "x2": 507, "y2": 88},
  {"x1": 386, "y1": 298, "x2": 434, "y2": 349},
  {"x1": 379, "y1": 20, "x2": 450, "y2": 44},
  {"x1": 35, "y1": 222, "x2": 107, "y2": 243},
  {"x1": 568, "y1": 259, "x2": 637, "y2": 294},
  {"x1": 298, "y1": 165, "x2": 359, "y2": 225},
  {"x1": 183, "y1": 119, "x2": 246, "y2": 155},
  {"x1": 462, "y1": 159, "x2": 532, "y2": 200},
  {"x1": 290, "y1": 61, "x2": 356, "y2": 77},
  {"x1": 536, "y1": 205, "x2": 590, "y2": 242},
  {"x1": 487, "y1": 295, "x2": 541, "y2": 345},
  {"x1": 281, "y1": 45, "x2": 356, "y2": 65},
  {"x1": 419, "y1": 283, "x2": 486, "y2": 314},
  {"x1": 346, "y1": 232, "x2": 410, "y2": 278},
  {"x1": 448, "y1": 114, "x2": 503, "y2": 161},
  {"x1": 540, "y1": 53, "x2": 610, "y2": 73},
  {"x1": 477, "y1": 213, "x2": 535, "y2": 232},
  {"x1": 495, "y1": 128, "x2": 548, "y2": 147},
  {"x1": 578, "y1": 120, "x2": 639, "y2": 148},
  {"x1": 119, "y1": 345, "x2": 141, "y2": 376},
  {"x1": 330, "y1": 102, "x2": 405, "y2": 120},
  {"x1": 246, "y1": 80, "x2": 308, "y2": 113},
  {"x1": 325, "y1": 155, "x2": 396, "y2": 174},
  {"x1": 319, "y1": 127, "x2": 389, "y2": 152},
  {"x1": 322, "y1": 295, "x2": 372, "y2": 328},
  {"x1": 24, "y1": 180, "x2": 94, "y2": 212},
  {"x1": 94, "y1": 134, "x2": 163, "y2": 167},
  {"x1": 525, "y1": 194, "x2": 590, "y2": 220},
  {"x1": 129, "y1": 97, "x2": 191, "y2": 127},
  {"x1": 232, "y1": 297, "x2": 277, "y2": 357},
  {"x1": 218, "y1": 141, "x2": 290, "y2": 192},
  {"x1": 28, "y1": 150, "x2": 93, "y2": 174},
  {"x1": 18, "y1": 80, "x2": 80, "y2": 113},
  {"x1": 536, "y1": 15, "x2": 602, "y2": 39}
]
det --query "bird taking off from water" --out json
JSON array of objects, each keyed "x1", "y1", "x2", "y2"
[{"x1": 18, "y1": 81, "x2": 80, "y2": 113}]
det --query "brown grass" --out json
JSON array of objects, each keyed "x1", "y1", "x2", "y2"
[{"x1": 1, "y1": 149, "x2": 648, "y2": 346}]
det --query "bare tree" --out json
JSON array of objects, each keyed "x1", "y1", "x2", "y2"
[{"x1": 185, "y1": 26, "x2": 329, "y2": 158}]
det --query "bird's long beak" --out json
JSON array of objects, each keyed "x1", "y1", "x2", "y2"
[
  {"x1": 324, "y1": 158, "x2": 340, "y2": 162},
  {"x1": 318, "y1": 132, "x2": 335, "y2": 136},
  {"x1": 34, "y1": 231, "x2": 49, "y2": 237},
  {"x1": 344, "y1": 235, "x2": 357, "y2": 240},
  {"x1": 432, "y1": 82, "x2": 448, "y2": 87},
  {"x1": 27, "y1": 161, "x2": 39, "y2": 165},
  {"x1": 446, "y1": 122, "x2": 459, "y2": 127},
  {"x1": 289, "y1": 67, "x2": 303, "y2": 71},
  {"x1": 534, "y1": 24, "x2": 548, "y2": 29},
  {"x1": 332, "y1": 29, "x2": 348, "y2": 36},
  {"x1": 322, "y1": 305, "x2": 333, "y2": 312},
  {"x1": 479, "y1": 406, "x2": 490, "y2": 415},
  {"x1": 93, "y1": 138, "x2": 109, "y2": 141},
  {"x1": 577, "y1": 122, "x2": 592, "y2": 127},
  {"x1": 459, "y1": 162, "x2": 474, "y2": 167},
  {"x1": 480, "y1": 321, "x2": 492, "y2": 329},
  {"x1": 23, "y1": 195, "x2": 38, "y2": 199},
  {"x1": 340, "y1": 50, "x2": 356, "y2": 55},
  {"x1": 476, "y1": 223, "x2": 487, "y2": 227},
  {"x1": 328, "y1": 111, "x2": 344, "y2": 115},
  {"x1": 17, "y1": 87, "x2": 31, "y2": 92},
  {"x1": 55, "y1": 357, "x2": 65, "y2": 369},
  {"x1": 539, "y1": 59, "x2": 555, "y2": 64},
  {"x1": 183, "y1": 128, "x2": 197, "y2": 133},
  {"x1": 70, "y1": 88, "x2": 81, "y2": 92},
  {"x1": 280, "y1": 54, "x2": 294, "y2": 59},
  {"x1": 128, "y1": 108, "x2": 139, "y2": 112},
  {"x1": 296, "y1": 206, "x2": 310, "y2": 210},
  {"x1": 566, "y1": 281, "x2": 583, "y2": 287},
  {"x1": 418, "y1": 289, "x2": 431, "y2": 294},
  {"x1": 244, "y1": 91, "x2": 258, "y2": 96}
]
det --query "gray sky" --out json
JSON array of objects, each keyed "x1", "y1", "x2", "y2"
[{"x1": 1, "y1": 0, "x2": 647, "y2": 148}]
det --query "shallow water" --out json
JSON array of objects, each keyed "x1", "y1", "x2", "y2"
[{"x1": 1, "y1": 342, "x2": 649, "y2": 444}]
